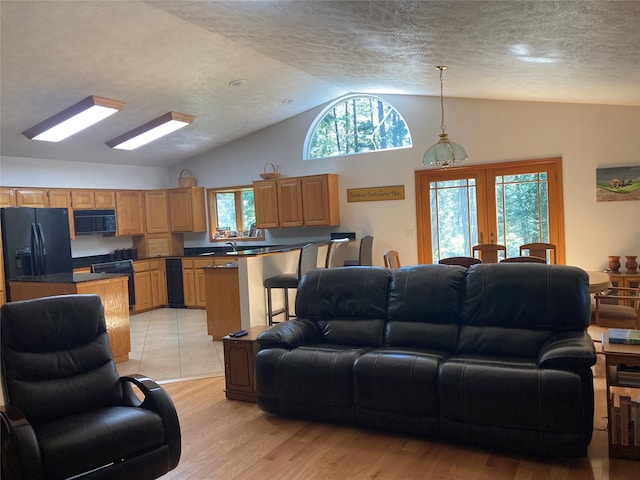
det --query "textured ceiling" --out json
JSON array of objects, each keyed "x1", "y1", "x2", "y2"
[{"x1": 1, "y1": 0, "x2": 639, "y2": 169}]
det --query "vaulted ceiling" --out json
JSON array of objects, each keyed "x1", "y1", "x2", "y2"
[{"x1": 1, "y1": 1, "x2": 639, "y2": 168}]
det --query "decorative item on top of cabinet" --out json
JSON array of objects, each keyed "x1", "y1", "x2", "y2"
[
  {"x1": 168, "y1": 187, "x2": 206, "y2": 232},
  {"x1": 15, "y1": 189, "x2": 49, "y2": 208},
  {"x1": 144, "y1": 190, "x2": 169, "y2": 233},
  {"x1": 115, "y1": 191, "x2": 145, "y2": 236},
  {"x1": 0, "y1": 188, "x2": 16, "y2": 207}
]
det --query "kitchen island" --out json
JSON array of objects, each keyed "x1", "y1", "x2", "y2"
[{"x1": 8, "y1": 273, "x2": 131, "y2": 362}]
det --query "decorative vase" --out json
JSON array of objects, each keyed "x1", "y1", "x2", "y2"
[
  {"x1": 608, "y1": 256, "x2": 621, "y2": 273},
  {"x1": 625, "y1": 255, "x2": 638, "y2": 274}
]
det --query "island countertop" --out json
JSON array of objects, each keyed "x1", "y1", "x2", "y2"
[{"x1": 11, "y1": 272, "x2": 128, "y2": 283}]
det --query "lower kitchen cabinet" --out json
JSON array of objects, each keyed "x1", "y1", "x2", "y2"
[
  {"x1": 182, "y1": 257, "x2": 228, "y2": 308},
  {"x1": 133, "y1": 259, "x2": 167, "y2": 312}
]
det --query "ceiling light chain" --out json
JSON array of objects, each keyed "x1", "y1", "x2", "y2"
[{"x1": 423, "y1": 65, "x2": 468, "y2": 169}]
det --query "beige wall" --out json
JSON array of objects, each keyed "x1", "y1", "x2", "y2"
[{"x1": 2, "y1": 95, "x2": 639, "y2": 271}]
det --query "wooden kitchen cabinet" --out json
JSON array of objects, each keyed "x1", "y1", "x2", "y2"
[
  {"x1": 94, "y1": 191, "x2": 116, "y2": 208},
  {"x1": 15, "y1": 189, "x2": 49, "y2": 208},
  {"x1": 277, "y1": 177, "x2": 303, "y2": 227},
  {"x1": 0, "y1": 226, "x2": 5, "y2": 307},
  {"x1": 48, "y1": 190, "x2": 75, "y2": 239},
  {"x1": 133, "y1": 260, "x2": 153, "y2": 312},
  {"x1": 133, "y1": 232, "x2": 184, "y2": 258},
  {"x1": 301, "y1": 174, "x2": 340, "y2": 226},
  {"x1": 134, "y1": 258, "x2": 167, "y2": 311},
  {"x1": 115, "y1": 190, "x2": 145, "y2": 236},
  {"x1": 182, "y1": 257, "x2": 225, "y2": 308},
  {"x1": 0, "y1": 188, "x2": 16, "y2": 207},
  {"x1": 168, "y1": 187, "x2": 206, "y2": 232},
  {"x1": 144, "y1": 190, "x2": 169, "y2": 233},
  {"x1": 71, "y1": 190, "x2": 95, "y2": 209},
  {"x1": 253, "y1": 180, "x2": 279, "y2": 228},
  {"x1": 47, "y1": 189, "x2": 71, "y2": 208},
  {"x1": 253, "y1": 174, "x2": 340, "y2": 228},
  {"x1": 150, "y1": 259, "x2": 167, "y2": 307}
]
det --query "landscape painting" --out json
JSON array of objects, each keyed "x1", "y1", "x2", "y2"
[{"x1": 596, "y1": 165, "x2": 640, "y2": 202}]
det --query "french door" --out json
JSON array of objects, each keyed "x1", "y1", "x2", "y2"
[{"x1": 415, "y1": 157, "x2": 565, "y2": 264}]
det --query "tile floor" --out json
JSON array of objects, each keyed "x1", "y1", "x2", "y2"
[{"x1": 116, "y1": 308, "x2": 226, "y2": 382}]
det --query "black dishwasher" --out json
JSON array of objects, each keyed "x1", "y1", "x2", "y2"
[{"x1": 166, "y1": 258, "x2": 185, "y2": 308}]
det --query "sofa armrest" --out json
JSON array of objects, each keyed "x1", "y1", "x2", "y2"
[
  {"x1": 1, "y1": 406, "x2": 44, "y2": 479},
  {"x1": 538, "y1": 332, "x2": 597, "y2": 370},
  {"x1": 257, "y1": 318, "x2": 322, "y2": 349}
]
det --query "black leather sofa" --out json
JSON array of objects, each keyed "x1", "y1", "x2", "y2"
[{"x1": 255, "y1": 263, "x2": 597, "y2": 457}]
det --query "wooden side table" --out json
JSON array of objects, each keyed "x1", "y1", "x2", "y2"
[
  {"x1": 602, "y1": 332, "x2": 640, "y2": 459},
  {"x1": 222, "y1": 326, "x2": 270, "y2": 402}
]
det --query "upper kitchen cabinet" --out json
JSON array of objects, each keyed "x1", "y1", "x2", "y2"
[
  {"x1": 48, "y1": 190, "x2": 71, "y2": 208},
  {"x1": 144, "y1": 190, "x2": 169, "y2": 233},
  {"x1": 277, "y1": 177, "x2": 303, "y2": 227},
  {"x1": 0, "y1": 188, "x2": 16, "y2": 207},
  {"x1": 168, "y1": 187, "x2": 206, "y2": 232},
  {"x1": 115, "y1": 191, "x2": 145, "y2": 236},
  {"x1": 94, "y1": 191, "x2": 116, "y2": 209},
  {"x1": 253, "y1": 180, "x2": 279, "y2": 229},
  {"x1": 15, "y1": 189, "x2": 49, "y2": 208},
  {"x1": 301, "y1": 174, "x2": 340, "y2": 226},
  {"x1": 253, "y1": 174, "x2": 340, "y2": 228},
  {"x1": 71, "y1": 190, "x2": 116, "y2": 209}
]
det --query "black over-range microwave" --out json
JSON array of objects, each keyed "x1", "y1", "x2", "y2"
[{"x1": 73, "y1": 209, "x2": 117, "y2": 235}]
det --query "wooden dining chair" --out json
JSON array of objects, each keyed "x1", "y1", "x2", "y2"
[
  {"x1": 383, "y1": 250, "x2": 401, "y2": 271},
  {"x1": 592, "y1": 285, "x2": 640, "y2": 330},
  {"x1": 500, "y1": 256, "x2": 547, "y2": 264},
  {"x1": 439, "y1": 256, "x2": 482, "y2": 268},
  {"x1": 472, "y1": 244, "x2": 507, "y2": 264},
  {"x1": 519, "y1": 242, "x2": 557, "y2": 264}
]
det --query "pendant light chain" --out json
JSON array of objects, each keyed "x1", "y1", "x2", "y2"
[{"x1": 439, "y1": 67, "x2": 446, "y2": 135}]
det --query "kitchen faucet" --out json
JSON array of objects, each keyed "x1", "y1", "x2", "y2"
[{"x1": 226, "y1": 241, "x2": 238, "y2": 252}]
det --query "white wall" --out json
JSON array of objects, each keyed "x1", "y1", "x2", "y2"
[{"x1": 2, "y1": 96, "x2": 639, "y2": 271}]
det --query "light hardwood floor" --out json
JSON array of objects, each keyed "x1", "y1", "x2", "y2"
[{"x1": 159, "y1": 353, "x2": 640, "y2": 480}]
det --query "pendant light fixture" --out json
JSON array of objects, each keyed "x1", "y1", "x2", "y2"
[{"x1": 423, "y1": 66, "x2": 468, "y2": 168}]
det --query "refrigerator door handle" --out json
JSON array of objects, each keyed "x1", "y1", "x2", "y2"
[
  {"x1": 31, "y1": 223, "x2": 41, "y2": 275},
  {"x1": 36, "y1": 223, "x2": 46, "y2": 275}
]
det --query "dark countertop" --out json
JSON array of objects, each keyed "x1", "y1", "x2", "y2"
[{"x1": 10, "y1": 272, "x2": 128, "y2": 283}]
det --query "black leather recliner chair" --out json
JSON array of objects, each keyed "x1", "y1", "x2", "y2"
[{"x1": 0, "y1": 294, "x2": 181, "y2": 480}]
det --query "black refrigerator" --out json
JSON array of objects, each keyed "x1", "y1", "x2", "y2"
[{"x1": 1, "y1": 207, "x2": 73, "y2": 300}]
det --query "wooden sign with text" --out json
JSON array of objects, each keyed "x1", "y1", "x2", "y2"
[{"x1": 347, "y1": 185, "x2": 405, "y2": 202}]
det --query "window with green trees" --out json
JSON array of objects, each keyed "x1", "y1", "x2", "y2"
[
  {"x1": 206, "y1": 186, "x2": 262, "y2": 242},
  {"x1": 305, "y1": 95, "x2": 412, "y2": 159}
]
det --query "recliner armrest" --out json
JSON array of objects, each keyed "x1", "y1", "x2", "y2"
[
  {"x1": 1, "y1": 406, "x2": 44, "y2": 479},
  {"x1": 257, "y1": 318, "x2": 322, "y2": 349},
  {"x1": 120, "y1": 375, "x2": 181, "y2": 469},
  {"x1": 538, "y1": 332, "x2": 597, "y2": 370}
]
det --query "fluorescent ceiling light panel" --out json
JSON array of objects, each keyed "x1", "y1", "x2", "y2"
[
  {"x1": 106, "y1": 112, "x2": 195, "y2": 150},
  {"x1": 23, "y1": 96, "x2": 125, "y2": 142}
]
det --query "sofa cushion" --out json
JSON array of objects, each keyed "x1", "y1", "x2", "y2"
[
  {"x1": 353, "y1": 348, "x2": 446, "y2": 435},
  {"x1": 385, "y1": 265, "x2": 466, "y2": 351},
  {"x1": 295, "y1": 267, "x2": 391, "y2": 347},
  {"x1": 438, "y1": 355, "x2": 592, "y2": 456},
  {"x1": 459, "y1": 264, "x2": 591, "y2": 357},
  {"x1": 255, "y1": 345, "x2": 366, "y2": 423}
]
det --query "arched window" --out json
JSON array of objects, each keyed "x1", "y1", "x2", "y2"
[{"x1": 305, "y1": 95, "x2": 412, "y2": 160}]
